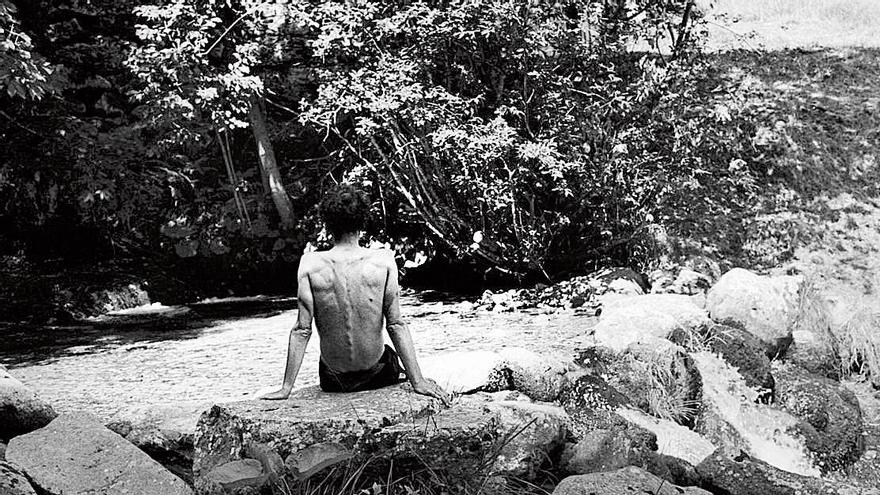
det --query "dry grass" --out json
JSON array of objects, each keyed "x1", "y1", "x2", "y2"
[
  {"x1": 698, "y1": 0, "x2": 880, "y2": 50},
  {"x1": 832, "y1": 293, "x2": 880, "y2": 386}
]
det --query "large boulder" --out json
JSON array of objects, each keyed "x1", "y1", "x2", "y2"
[
  {"x1": 415, "y1": 348, "x2": 573, "y2": 401},
  {"x1": 0, "y1": 365, "x2": 57, "y2": 441},
  {"x1": 553, "y1": 466, "x2": 711, "y2": 495},
  {"x1": 593, "y1": 294, "x2": 710, "y2": 351},
  {"x1": 773, "y1": 363, "x2": 864, "y2": 472},
  {"x1": 194, "y1": 385, "x2": 568, "y2": 491},
  {"x1": 418, "y1": 350, "x2": 503, "y2": 394},
  {"x1": 6, "y1": 412, "x2": 192, "y2": 495},
  {"x1": 0, "y1": 461, "x2": 37, "y2": 495},
  {"x1": 706, "y1": 268, "x2": 798, "y2": 357},
  {"x1": 558, "y1": 374, "x2": 662, "y2": 469},
  {"x1": 697, "y1": 449, "x2": 879, "y2": 495}
]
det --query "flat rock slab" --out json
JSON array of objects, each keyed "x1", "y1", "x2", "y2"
[
  {"x1": 194, "y1": 384, "x2": 438, "y2": 476},
  {"x1": 194, "y1": 385, "x2": 568, "y2": 488},
  {"x1": 7, "y1": 411, "x2": 192, "y2": 495}
]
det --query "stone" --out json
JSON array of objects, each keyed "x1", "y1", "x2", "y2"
[
  {"x1": 107, "y1": 419, "x2": 194, "y2": 484},
  {"x1": 0, "y1": 366, "x2": 57, "y2": 441},
  {"x1": 558, "y1": 373, "x2": 636, "y2": 435},
  {"x1": 0, "y1": 461, "x2": 37, "y2": 495},
  {"x1": 486, "y1": 347, "x2": 572, "y2": 401},
  {"x1": 558, "y1": 374, "x2": 661, "y2": 470},
  {"x1": 706, "y1": 268, "x2": 799, "y2": 357},
  {"x1": 242, "y1": 442, "x2": 284, "y2": 483},
  {"x1": 650, "y1": 267, "x2": 713, "y2": 296},
  {"x1": 418, "y1": 350, "x2": 502, "y2": 394},
  {"x1": 593, "y1": 294, "x2": 711, "y2": 351},
  {"x1": 604, "y1": 340, "x2": 702, "y2": 426},
  {"x1": 788, "y1": 329, "x2": 841, "y2": 380},
  {"x1": 6, "y1": 411, "x2": 192, "y2": 495},
  {"x1": 553, "y1": 466, "x2": 711, "y2": 495},
  {"x1": 484, "y1": 400, "x2": 568, "y2": 478},
  {"x1": 699, "y1": 323, "x2": 775, "y2": 396},
  {"x1": 285, "y1": 442, "x2": 352, "y2": 480},
  {"x1": 697, "y1": 449, "x2": 879, "y2": 495},
  {"x1": 195, "y1": 459, "x2": 267, "y2": 495},
  {"x1": 194, "y1": 385, "x2": 566, "y2": 488},
  {"x1": 561, "y1": 429, "x2": 646, "y2": 474},
  {"x1": 773, "y1": 362, "x2": 864, "y2": 472}
]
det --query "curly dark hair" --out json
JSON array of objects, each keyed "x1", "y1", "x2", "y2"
[{"x1": 318, "y1": 184, "x2": 371, "y2": 237}]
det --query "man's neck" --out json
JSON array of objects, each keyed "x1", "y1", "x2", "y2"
[{"x1": 332, "y1": 232, "x2": 361, "y2": 249}]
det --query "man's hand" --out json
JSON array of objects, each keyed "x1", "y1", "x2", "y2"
[
  {"x1": 260, "y1": 388, "x2": 292, "y2": 401},
  {"x1": 412, "y1": 378, "x2": 451, "y2": 406}
]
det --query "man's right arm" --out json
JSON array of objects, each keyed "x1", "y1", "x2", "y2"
[{"x1": 260, "y1": 255, "x2": 315, "y2": 400}]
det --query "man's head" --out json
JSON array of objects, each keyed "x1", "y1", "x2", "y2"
[{"x1": 319, "y1": 184, "x2": 371, "y2": 238}]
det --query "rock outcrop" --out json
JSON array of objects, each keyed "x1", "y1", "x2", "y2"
[
  {"x1": 553, "y1": 466, "x2": 711, "y2": 495},
  {"x1": 706, "y1": 268, "x2": 798, "y2": 357},
  {"x1": 0, "y1": 365, "x2": 57, "y2": 441},
  {"x1": 6, "y1": 412, "x2": 192, "y2": 495}
]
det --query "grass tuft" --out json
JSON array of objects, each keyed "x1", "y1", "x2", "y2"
[{"x1": 833, "y1": 293, "x2": 880, "y2": 385}]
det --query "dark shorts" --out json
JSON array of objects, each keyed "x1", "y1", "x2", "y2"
[{"x1": 319, "y1": 345, "x2": 406, "y2": 393}]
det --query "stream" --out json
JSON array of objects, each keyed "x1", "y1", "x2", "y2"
[{"x1": 0, "y1": 292, "x2": 596, "y2": 430}]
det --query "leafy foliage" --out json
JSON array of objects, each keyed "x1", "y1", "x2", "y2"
[
  {"x1": 0, "y1": 0, "x2": 55, "y2": 99},
  {"x1": 297, "y1": 0, "x2": 705, "y2": 277}
]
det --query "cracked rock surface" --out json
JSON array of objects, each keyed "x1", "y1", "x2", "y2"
[{"x1": 6, "y1": 411, "x2": 192, "y2": 495}]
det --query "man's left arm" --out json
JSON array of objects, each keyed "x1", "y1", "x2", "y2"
[{"x1": 382, "y1": 252, "x2": 450, "y2": 405}]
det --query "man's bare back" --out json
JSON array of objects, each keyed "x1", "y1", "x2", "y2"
[{"x1": 304, "y1": 246, "x2": 395, "y2": 372}]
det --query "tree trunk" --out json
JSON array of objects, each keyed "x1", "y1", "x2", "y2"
[{"x1": 248, "y1": 96, "x2": 295, "y2": 229}]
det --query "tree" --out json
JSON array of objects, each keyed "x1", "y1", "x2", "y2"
[{"x1": 126, "y1": 0, "x2": 306, "y2": 229}]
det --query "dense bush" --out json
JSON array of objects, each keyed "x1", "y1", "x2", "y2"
[{"x1": 297, "y1": 0, "x2": 706, "y2": 278}]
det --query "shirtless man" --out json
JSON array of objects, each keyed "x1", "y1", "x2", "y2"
[{"x1": 260, "y1": 185, "x2": 450, "y2": 403}]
